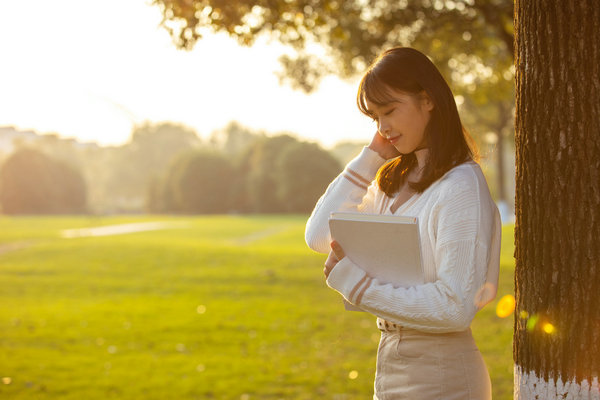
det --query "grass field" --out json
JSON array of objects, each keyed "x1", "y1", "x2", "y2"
[{"x1": 0, "y1": 215, "x2": 515, "y2": 399}]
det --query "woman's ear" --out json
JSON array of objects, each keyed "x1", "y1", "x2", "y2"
[{"x1": 419, "y1": 91, "x2": 434, "y2": 112}]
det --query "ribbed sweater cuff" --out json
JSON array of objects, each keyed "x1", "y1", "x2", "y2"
[
  {"x1": 345, "y1": 147, "x2": 387, "y2": 180},
  {"x1": 326, "y1": 257, "x2": 371, "y2": 306}
]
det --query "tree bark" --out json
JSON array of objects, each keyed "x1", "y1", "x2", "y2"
[
  {"x1": 514, "y1": 1, "x2": 600, "y2": 398},
  {"x1": 496, "y1": 102, "x2": 510, "y2": 206}
]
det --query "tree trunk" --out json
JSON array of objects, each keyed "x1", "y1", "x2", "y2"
[
  {"x1": 514, "y1": 1, "x2": 600, "y2": 398},
  {"x1": 495, "y1": 102, "x2": 510, "y2": 207}
]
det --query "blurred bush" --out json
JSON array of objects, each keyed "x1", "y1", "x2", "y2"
[
  {"x1": 0, "y1": 148, "x2": 87, "y2": 214},
  {"x1": 149, "y1": 150, "x2": 234, "y2": 214}
]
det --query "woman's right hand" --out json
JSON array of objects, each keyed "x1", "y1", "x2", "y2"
[{"x1": 367, "y1": 131, "x2": 401, "y2": 160}]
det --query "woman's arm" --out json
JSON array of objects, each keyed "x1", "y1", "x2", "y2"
[
  {"x1": 326, "y1": 239, "x2": 491, "y2": 332},
  {"x1": 325, "y1": 169, "x2": 502, "y2": 332},
  {"x1": 305, "y1": 132, "x2": 399, "y2": 253},
  {"x1": 304, "y1": 146, "x2": 386, "y2": 253}
]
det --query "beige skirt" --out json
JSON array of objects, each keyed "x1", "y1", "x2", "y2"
[{"x1": 373, "y1": 320, "x2": 491, "y2": 400}]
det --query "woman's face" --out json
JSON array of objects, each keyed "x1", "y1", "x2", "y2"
[{"x1": 366, "y1": 88, "x2": 434, "y2": 154}]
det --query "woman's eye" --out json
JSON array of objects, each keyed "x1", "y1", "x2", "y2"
[{"x1": 384, "y1": 108, "x2": 395, "y2": 116}]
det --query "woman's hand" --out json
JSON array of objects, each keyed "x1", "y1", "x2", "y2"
[
  {"x1": 324, "y1": 241, "x2": 346, "y2": 278},
  {"x1": 368, "y1": 131, "x2": 401, "y2": 160}
]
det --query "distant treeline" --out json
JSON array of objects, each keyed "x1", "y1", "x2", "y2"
[{"x1": 0, "y1": 123, "x2": 364, "y2": 215}]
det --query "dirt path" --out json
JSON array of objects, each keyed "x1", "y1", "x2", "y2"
[
  {"x1": 0, "y1": 241, "x2": 33, "y2": 256},
  {"x1": 60, "y1": 221, "x2": 189, "y2": 238}
]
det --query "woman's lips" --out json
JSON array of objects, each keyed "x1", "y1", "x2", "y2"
[{"x1": 388, "y1": 135, "x2": 401, "y2": 144}]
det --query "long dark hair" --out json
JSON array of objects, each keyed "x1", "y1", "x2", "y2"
[{"x1": 357, "y1": 47, "x2": 477, "y2": 196}]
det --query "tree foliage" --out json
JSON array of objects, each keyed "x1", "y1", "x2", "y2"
[
  {"x1": 106, "y1": 122, "x2": 202, "y2": 211},
  {"x1": 209, "y1": 121, "x2": 264, "y2": 156},
  {"x1": 152, "y1": 0, "x2": 513, "y2": 93},
  {"x1": 0, "y1": 148, "x2": 87, "y2": 214},
  {"x1": 149, "y1": 133, "x2": 341, "y2": 214},
  {"x1": 242, "y1": 134, "x2": 301, "y2": 213},
  {"x1": 150, "y1": 150, "x2": 234, "y2": 214},
  {"x1": 275, "y1": 141, "x2": 341, "y2": 212}
]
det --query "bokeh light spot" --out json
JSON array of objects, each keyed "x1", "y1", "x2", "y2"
[
  {"x1": 2, "y1": 377, "x2": 11, "y2": 385},
  {"x1": 519, "y1": 310, "x2": 529, "y2": 319},
  {"x1": 196, "y1": 364, "x2": 205, "y2": 372},
  {"x1": 542, "y1": 322, "x2": 556, "y2": 334},
  {"x1": 197, "y1": 305, "x2": 207, "y2": 314},
  {"x1": 495, "y1": 294, "x2": 515, "y2": 318},
  {"x1": 349, "y1": 370, "x2": 359, "y2": 380},
  {"x1": 526, "y1": 314, "x2": 539, "y2": 331},
  {"x1": 107, "y1": 345, "x2": 118, "y2": 354},
  {"x1": 240, "y1": 394, "x2": 250, "y2": 400}
]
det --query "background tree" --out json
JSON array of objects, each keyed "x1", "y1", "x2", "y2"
[
  {"x1": 209, "y1": 121, "x2": 264, "y2": 156},
  {"x1": 146, "y1": 173, "x2": 173, "y2": 213},
  {"x1": 275, "y1": 141, "x2": 341, "y2": 212},
  {"x1": 0, "y1": 148, "x2": 87, "y2": 214},
  {"x1": 152, "y1": 150, "x2": 234, "y2": 214},
  {"x1": 513, "y1": 1, "x2": 600, "y2": 398},
  {"x1": 243, "y1": 134, "x2": 300, "y2": 213},
  {"x1": 106, "y1": 122, "x2": 201, "y2": 212},
  {"x1": 13, "y1": 131, "x2": 107, "y2": 213},
  {"x1": 152, "y1": 0, "x2": 515, "y2": 207},
  {"x1": 329, "y1": 140, "x2": 368, "y2": 166}
]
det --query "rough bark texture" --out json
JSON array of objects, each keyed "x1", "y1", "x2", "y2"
[
  {"x1": 514, "y1": 0, "x2": 600, "y2": 397},
  {"x1": 496, "y1": 103, "x2": 509, "y2": 204}
]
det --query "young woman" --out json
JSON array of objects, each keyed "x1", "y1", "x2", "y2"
[{"x1": 305, "y1": 47, "x2": 501, "y2": 399}]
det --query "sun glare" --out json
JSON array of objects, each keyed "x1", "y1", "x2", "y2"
[{"x1": 0, "y1": 0, "x2": 372, "y2": 148}]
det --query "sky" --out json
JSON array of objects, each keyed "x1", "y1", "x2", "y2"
[{"x1": 0, "y1": 0, "x2": 374, "y2": 148}]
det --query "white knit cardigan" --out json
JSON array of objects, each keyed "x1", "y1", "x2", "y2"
[{"x1": 305, "y1": 147, "x2": 501, "y2": 332}]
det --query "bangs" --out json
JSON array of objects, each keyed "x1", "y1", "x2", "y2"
[{"x1": 357, "y1": 72, "x2": 399, "y2": 118}]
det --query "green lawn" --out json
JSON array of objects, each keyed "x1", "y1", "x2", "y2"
[{"x1": 0, "y1": 215, "x2": 514, "y2": 399}]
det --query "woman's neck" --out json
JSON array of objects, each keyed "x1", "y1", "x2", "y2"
[{"x1": 414, "y1": 148, "x2": 429, "y2": 171}]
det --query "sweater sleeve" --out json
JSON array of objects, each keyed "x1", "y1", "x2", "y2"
[
  {"x1": 326, "y1": 169, "x2": 497, "y2": 332},
  {"x1": 305, "y1": 147, "x2": 386, "y2": 254}
]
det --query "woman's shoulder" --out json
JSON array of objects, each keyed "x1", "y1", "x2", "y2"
[
  {"x1": 437, "y1": 160, "x2": 482, "y2": 188},
  {"x1": 429, "y1": 160, "x2": 490, "y2": 204}
]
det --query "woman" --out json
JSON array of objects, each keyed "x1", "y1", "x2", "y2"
[{"x1": 304, "y1": 47, "x2": 501, "y2": 399}]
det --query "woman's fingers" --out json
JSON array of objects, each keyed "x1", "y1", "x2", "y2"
[
  {"x1": 330, "y1": 240, "x2": 346, "y2": 260},
  {"x1": 324, "y1": 241, "x2": 346, "y2": 278},
  {"x1": 368, "y1": 131, "x2": 401, "y2": 159}
]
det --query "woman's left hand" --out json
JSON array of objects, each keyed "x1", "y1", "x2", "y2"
[{"x1": 324, "y1": 240, "x2": 346, "y2": 278}]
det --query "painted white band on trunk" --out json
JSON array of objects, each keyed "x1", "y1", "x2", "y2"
[{"x1": 515, "y1": 365, "x2": 600, "y2": 399}]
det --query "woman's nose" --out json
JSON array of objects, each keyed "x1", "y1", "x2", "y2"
[{"x1": 378, "y1": 121, "x2": 390, "y2": 138}]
